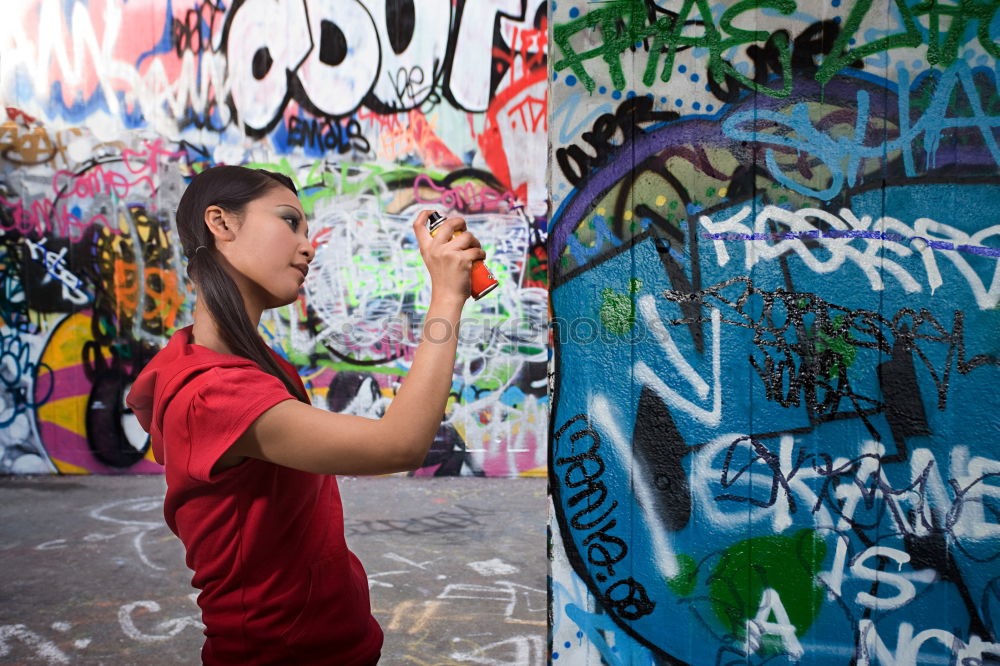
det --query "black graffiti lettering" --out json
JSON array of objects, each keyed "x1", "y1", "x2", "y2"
[
  {"x1": 568, "y1": 483, "x2": 618, "y2": 531},
  {"x1": 555, "y1": 116, "x2": 621, "y2": 188},
  {"x1": 791, "y1": 19, "x2": 854, "y2": 72},
  {"x1": 344, "y1": 119, "x2": 372, "y2": 153},
  {"x1": 663, "y1": 277, "x2": 999, "y2": 426},
  {"x1": 555, "y1": 413, "x2": 653, "y2": 616},
  {"x1": 556, "y1": 96, "x2": 679, "y2": 186},
  {"x1": 718, "y1": 435, "x2": 799, "y2": 513},
  {"x1": 555, "y1": 417, "x2": 602, "y2": 465},
  {"x1": 286, "y1": 116, "x2": 372, "y2": 155},
  {"x1": 602, "y1": 577, "x2": 655, "y2": 621},
  {"x1": 560, "y1": 451, "x2": 604, "y2": 489},
  {"x1": 583, "y1": 519, "x2": 628, "y2": 574},
  {"x1": 172, "y1": 0, "x2": 224, "y2": 56},
  {"x1": 744, "y1": 29, "x2": 791, "y2": 95}
]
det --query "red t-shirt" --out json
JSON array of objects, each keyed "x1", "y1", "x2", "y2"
[{"x1": 126, "y1": 326, "x2": 383, "y2": 665}]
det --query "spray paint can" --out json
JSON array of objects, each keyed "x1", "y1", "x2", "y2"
[{"x1": 426, "y1": 211, "x2": 499, "y2": 300}]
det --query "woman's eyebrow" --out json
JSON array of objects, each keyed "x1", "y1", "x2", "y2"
[
  {"x1": 277, "y1": 205, "x2": 308, "y2": 228},
  {"x1": 276, "y1": 205, "x2": 303, "y2": 219}
]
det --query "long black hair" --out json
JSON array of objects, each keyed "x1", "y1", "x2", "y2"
[{"x1": 175, "y1": 165, "x2": 310, "y2": 404}]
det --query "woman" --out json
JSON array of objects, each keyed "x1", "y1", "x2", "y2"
[{"x1": 126, "y1": 165, "x2": 486, "y2": 664}]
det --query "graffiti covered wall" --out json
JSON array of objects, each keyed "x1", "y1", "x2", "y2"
[
  {"x1": 549, "y1": 0, "x2": 1000, "y2": 664},
  {"x1": 0, "y1": 0, "x2": 548, "y2": 476}
]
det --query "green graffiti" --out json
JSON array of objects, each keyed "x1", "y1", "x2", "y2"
[
  {"x1": 471, "y1": 358, "x2": 520, "y2": 391},
  {"x1": 708, "y1": 529, "x2": 826, "y2": 653},
  {"x1": 600, "y1": 279, "x2": 642, "y2": 335},
  {"x1": 526, "y1": 248, "x2": 547, "y2": 285},
  {"x1": 818, "y1": 0, "x2": 1000, "y2": 80},
  {"x1": 665, "y1": 553, "x2": 698, "y2": 597},
  {"x1": 648, "y1": 0, "x2": 794, "y2": 97},
  {"x1": 907, "y1": 0, "x2": 1000, "y2": 68},
  {"x1": 245, "y1": 158, "x2": 435, "y2": 216},
  {"x1": 815, "y1": 0, "x2": 921, "y2": 83},
  {"x1": 813, "y1": 314, "x2": 857, "y2": 379},
  {"x1": 553, "y1": 0, "x2": 793, "y2": 98},
  {"x1": 553, "y1": 0, "x2": 1000, "y2": 99}
]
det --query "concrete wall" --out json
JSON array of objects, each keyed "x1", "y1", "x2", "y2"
[
  {"x1": 549, "y1": 1, "x2": 1000, "y2": 664},
  {"x1": 0, "y1": 0, "x2": 548, "y2": 476}
]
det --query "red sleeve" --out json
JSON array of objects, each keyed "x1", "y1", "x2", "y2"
[{"x1": 174, "y1": 365, "x2": 295, "y2": 483}]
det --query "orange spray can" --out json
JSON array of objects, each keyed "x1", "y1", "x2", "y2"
[{"x1": 426, "y1": 211, "x2": 499, "y2": 300}]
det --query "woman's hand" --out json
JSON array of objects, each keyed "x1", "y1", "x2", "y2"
[{"x1": 413, "y1": 211, "x2": 487, "y2": 306}]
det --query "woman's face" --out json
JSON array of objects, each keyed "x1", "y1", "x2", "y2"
[{"x1": 222, "y1": 185, "x2": 314, "y2": 312}]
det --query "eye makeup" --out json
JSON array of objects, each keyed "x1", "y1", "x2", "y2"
[{"x1": 277, "y1": 206, "x2": 306, "y2": 234}]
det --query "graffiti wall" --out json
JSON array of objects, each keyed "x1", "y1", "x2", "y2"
[
  {"x1": 549, "y1": 0, "x2": 1000, "y2": 664},
  {"x1": 0, "y1": 0, "x2": 549, "y2": 477}
]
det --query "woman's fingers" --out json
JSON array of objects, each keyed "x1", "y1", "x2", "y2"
[
  {"x1": 413, "y1": 209, "x2": 491, "y2": 303},
  {"x1": 447, "y1": 230, "x2": 482, "y2": 250},
  {"x1": 413, "y1": 210, "x2": 435, "y2": 250},
  {"x1": 463, "y1": 248, "x2": 488, "y2": 263},
  {"x1": 421, "y1": 213, "x2": 482, "y2": 250},
  {"x1": 429, "y1": 216, "x2": 468, "y2": 244},
  {"x1": 414, "y1": 209, "x2": 485, "y2": 264},
  {"x1": 414, "y1": 211, "x2": 475, "y2": 249}
]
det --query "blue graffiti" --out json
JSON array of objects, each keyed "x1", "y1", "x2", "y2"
[
  {"x1": 0, "y1": 331, "x2": 53, "y2": 428},
  {"x1": 551, "y1": 580, "x2": 658, "y2": 665},
  {"x1": 550, "y1": 56, "x2": 1000, "y2": 661},
  {"x1": 722, "y1": 63, "x2": 1000, "y2": 199}
]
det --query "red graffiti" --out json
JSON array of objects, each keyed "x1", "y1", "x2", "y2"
[
  {"x1": 5, "y1": 107, "x2": 37, "y2": 125},
  {"x1": 477, "y1": 25, "x2": 548, "y2": 201}
]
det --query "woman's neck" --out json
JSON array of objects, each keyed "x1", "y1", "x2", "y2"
[{"x1": 190, "y1": 298, "x2": 235, "y2": 354}]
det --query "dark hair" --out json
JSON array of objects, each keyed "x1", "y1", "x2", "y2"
[{"x1": 175, "y1": 165, "x2": 309, "y2": 403}]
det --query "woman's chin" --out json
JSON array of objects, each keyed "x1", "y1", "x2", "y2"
[{"x1": 263, "y1": 290, "x2": 300, "y2": 310}]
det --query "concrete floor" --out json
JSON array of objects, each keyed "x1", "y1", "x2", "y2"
[{"x1": 0, "y1": 475, "x2": 547, "y2": 665}]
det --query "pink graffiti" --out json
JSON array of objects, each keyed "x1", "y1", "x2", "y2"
[
  {"x1": 121, "y1": 138, "x2": 183, "y2": 179},
  {"x1": 369, "y1": 339, "x2": 418, "y2": 364},
  {"x1": 52, "y1": 139, "x2": 181, "y2": 201},
  {"x1": 413, "y1": 174, "x2": 517, "y2": 214},
  {"x1": 53, "y1": 164, "x2": 146, "y2": 200},
  {"x1": 0, "y1": 195, "x2": 109, "y2": 242}
]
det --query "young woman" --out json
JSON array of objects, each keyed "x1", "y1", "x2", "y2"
[{"x1": 126, "y1": 165, "x2": 486, "y2": 664}]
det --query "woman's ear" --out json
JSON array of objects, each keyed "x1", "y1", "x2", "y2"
[{"x1": 204, "y1": 205, "x2": 236, "y2": 243}]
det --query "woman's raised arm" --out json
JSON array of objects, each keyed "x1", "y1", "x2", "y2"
[{"x1": 225, "y1": 211, "x2": 486, "y2": 476}]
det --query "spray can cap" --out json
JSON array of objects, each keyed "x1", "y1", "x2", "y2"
[{"x1": 426, "y1": 211, "x2": 445, "y2": 233}]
